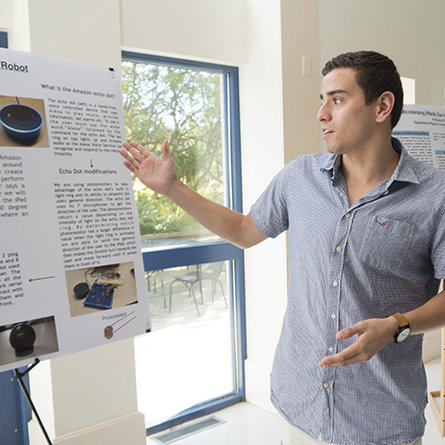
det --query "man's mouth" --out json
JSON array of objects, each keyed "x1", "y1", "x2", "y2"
[{"x1": 322, "y1": 129, "x2": 333, "y2": 137}]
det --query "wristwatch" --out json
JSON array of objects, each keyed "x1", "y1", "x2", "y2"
[{"x1": 388, "y1": 313, "x2": 411, "y2": 343}]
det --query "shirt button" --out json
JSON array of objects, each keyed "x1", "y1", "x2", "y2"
[
  {"x1": 345, "y1": 213, "x2": 350, "y2": 219},
  {"x1": 336, "y1": 246, "x2": 341, "y2": 252},
  {"x1": 328, "y1": 347, "x2": 334, "y2": 353},
  {"x1": 332, "y1": 280, "x2": 338, "y2": 287},
  {"x1": 323, "y1": 382, "x2": 330, "y2": 388},
  {"x1": 331, "y1": 313, "x2": 336, "y2": 319}
]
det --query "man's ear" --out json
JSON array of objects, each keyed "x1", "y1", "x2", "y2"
[{"x1": 375, "y1": 91, "x2": 395, "y2": 124}]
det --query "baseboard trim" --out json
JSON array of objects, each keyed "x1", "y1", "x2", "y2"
[{"x1": 32, "y1": 412, "x2": 147, "y2": 445}]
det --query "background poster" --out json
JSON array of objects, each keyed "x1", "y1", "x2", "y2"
[
  {"x1": 0, "y1": 49, "x2": 150, "y2": 372},
  {"x1": 393, "y1": 104, "x2": 445, "y2": 170}
]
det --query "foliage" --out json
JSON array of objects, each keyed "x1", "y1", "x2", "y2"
[{"x1": 121, "y1": 61, "x2": 225, "y2": 235}]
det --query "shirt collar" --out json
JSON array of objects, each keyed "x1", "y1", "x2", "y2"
[
  {"x1": 319, "y1": 137, "x2": 420, "y2": 186},
  {"x1": 319, "y1": 153, "x2": 340, "y2": 182},
  {"x1": 389, "y1": 137, "x2": 420, "y2": 185}
]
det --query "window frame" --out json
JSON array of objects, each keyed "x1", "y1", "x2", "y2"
[
  {"x1": 121, "y1": 51, "x2": 247, "y2": 435},
  {"x1": 0, "y1": 31, "x2": 8, "y2": 48}
]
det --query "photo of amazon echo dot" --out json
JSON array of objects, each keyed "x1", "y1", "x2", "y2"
[
  {"x1": 73, "y1": 282, "x2": 90, "y2": 300},
  {"x1": 9, "y1": 323, "x2": 36, "y2": 356},
  {"x1": 0, "y1": 103, "x2": 43, "y2": 144}
]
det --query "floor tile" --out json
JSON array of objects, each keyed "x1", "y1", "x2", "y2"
[{"x1": 147, "y1": 403, "x2": 280, "y2": 445}]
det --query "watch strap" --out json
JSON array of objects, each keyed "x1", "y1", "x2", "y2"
[{"x1": 388, "y1": 312, "x2": 409, "y2": 328}]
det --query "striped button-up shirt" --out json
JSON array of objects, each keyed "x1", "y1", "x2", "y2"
[{"x1": 250, "y1": 138, "x2": 445, "y2": 444}]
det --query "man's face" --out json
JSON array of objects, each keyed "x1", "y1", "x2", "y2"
[{"x1": 317, "y1": 67, "x2": 377, "y2": 156}]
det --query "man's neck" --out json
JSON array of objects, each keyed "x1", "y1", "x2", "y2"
[{"x1": 341, "y1": 138, "x2": 400, "y2": 206}]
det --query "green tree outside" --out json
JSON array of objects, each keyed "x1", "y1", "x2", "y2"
[{"x1": 121, "y1": 61, "x2": 225, "y2": 237}]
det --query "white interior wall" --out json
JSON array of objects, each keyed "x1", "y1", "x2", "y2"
[
  {"x1": 317, "y1": 0, "x2": 445, "y2": 108},
  {"x1": 0, "y1": 1, "x2": 14, "y2": 33},
  {"x1": 240, "y1": 0, "x2": 288, "y2": 412},
  {"x1": 242, "y1": 0, "x2": 321, "y2": 412},
  {"x1": 27, "y1": 0, "x2": 123, "y2": 72},
  {"x1": 280, "y1": 0, "x2": 320, "y2": 164},
  {"x1": 7, "y1": 0, "x2": 31, "y2": 52},
  {"x1": 120, "y1": 0, "x2": 247, "y2": 65}
]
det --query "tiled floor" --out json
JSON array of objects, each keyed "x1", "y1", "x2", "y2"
[
  {"x1": 146, "y1": 402, "x2": 281, "y2": 445},
  {"x1": 146, "y1": 358, "x2": 445, "y2": 445}
]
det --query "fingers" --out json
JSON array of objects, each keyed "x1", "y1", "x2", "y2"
[
  {"x1": 119, "y1": 147, "x2": 139, "y2": 173},
  {"x1": 125, "y1": 142, "x2": 150, "y2": 165},
  {"x1": 120, "y1": 141, "x2": 153, "y2": 174},
  {"x1": 121, "y1": 140, "x2": 170, "y2": 163},
  {"x1": 120, "y1": 139, "x2": 172, "y2": 181},
  {"x1": 125, "y1": 140, "x2": 147, "y2": 153},
  {"x1": 318, "y1": 345, "x2": 362, "y2": 368},
  {"x1": 160, "y1": 139, "x2": 171, "y2": 160},
  {"x1": 122, "y1": 159, "x2": 137, "y2": 173},
  {"x1": 128, "y1": 140, "x2": 152, "y2": 158},
  {"x1": 318, "y1": 319, "x2": 395, "y2": 368},
  {"x1": 336, "y1": 324, "x2": 361, "y2": 340},
  {"x1": 319, "y1": 322, "x2": 366, "y2": 367}
]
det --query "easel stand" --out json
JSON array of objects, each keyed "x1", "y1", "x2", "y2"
[
  {"x1": 14, "y1": 358, "x2": 53, "y2": 445},
  {"x1": 428, "y1": 328, "x2": 445, "y2": 436}
]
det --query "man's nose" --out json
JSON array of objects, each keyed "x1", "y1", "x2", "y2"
[{"x1": 317, "y1": 103, "x2": 330, "y2": 122}]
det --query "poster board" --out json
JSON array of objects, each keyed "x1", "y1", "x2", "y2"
[
  {"x1": 0, "y1": 49, "x2": 150, "y2": 373},
  {"x1": 393, "y1": 104, "x2": 445, "y2": 169},
  {"x1": 393, "y1": 103, "x2": 445, "y2": 435}
]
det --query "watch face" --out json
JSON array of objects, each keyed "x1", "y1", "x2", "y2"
[{"x1": 396, "y1": 327, "x2": 411, "y2": 343}]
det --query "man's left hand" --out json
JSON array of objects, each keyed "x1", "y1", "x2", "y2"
[{"x1": 318, "y1": 317, "x2": 398, "y2": 367}]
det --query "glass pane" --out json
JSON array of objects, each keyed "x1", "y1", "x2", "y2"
[
  {"x1": 121, "y1": 61, "x2": 227, "y2": 246},
  {"x1": 134, "y1": 261, "x2": 235, "y2": 427}
]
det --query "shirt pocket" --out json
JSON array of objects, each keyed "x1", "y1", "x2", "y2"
[{"x1": 358, "y1": 215, "x2": 415, "y2": 271}]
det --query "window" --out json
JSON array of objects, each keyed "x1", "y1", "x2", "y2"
[
  {"x1": 121, "y1": 52, "x2": 246, "y2": 435},
  {"x1": 0, "y1": 32, "x2": 8, "y2": 49},
  {"x1": 121, "y1": 61, "x2": 226, "y2": 242}
]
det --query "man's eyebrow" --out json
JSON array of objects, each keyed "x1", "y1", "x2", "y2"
[{"x1": 319, "y1": 89, "x2": 348, "y2": 100}]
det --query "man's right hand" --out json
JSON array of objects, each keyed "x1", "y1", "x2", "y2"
[{"x1": 120, "y1": 140, "x2": 178, "y2": 197}]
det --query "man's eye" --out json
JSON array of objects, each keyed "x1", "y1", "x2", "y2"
[{"x1": 334, "y1": 98, "x2": 341, "y2": 104}]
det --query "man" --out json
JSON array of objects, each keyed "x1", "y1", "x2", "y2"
[{"x1": 120, "y1": 51, "x2": 445, "y2": 445}]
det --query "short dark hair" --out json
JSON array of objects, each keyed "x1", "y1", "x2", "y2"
[{"x1": 322, "y1": 51, "x2": 403, "y2": 129}]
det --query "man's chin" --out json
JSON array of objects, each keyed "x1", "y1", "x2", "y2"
[{"x1": 325, "y1": 144, "x2": 340, "y2": 154}]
